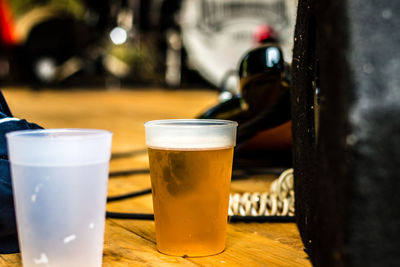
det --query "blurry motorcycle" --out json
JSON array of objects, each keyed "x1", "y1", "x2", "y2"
[{"x1": 162, "y1": 0, "x2": 297, "y2": 90}]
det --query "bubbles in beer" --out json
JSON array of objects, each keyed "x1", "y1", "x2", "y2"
[{"x1": 148, "y1": 146, "x2": 234, "y2": 256}]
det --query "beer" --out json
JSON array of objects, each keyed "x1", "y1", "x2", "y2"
[
  {"x1": 145, "y1": 119, "x2": 237, "y2": 256},
  {"x1": 148, "y1": 146, "x2": 234, "y2": 256}
]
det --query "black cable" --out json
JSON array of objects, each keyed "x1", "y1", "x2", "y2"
[
  {"x1": 109, "y1": 169, "x2": 149, "y2": 177},
  {"x1": 106, "y1": 167, "x2": 279, "y2": 202},
  {"x1": 108, "y1": 166, "x2": 282, "y2": 180},
  {"x1": 106, "y1": 211, "x2": 294, "y2": 222},
  {"x1": 106, "y1": 212, "x2": 154, "y2": 220},
  {"x1": 111, "y1": 149, "x2": 147, "y2": 160},
  {"x1": 229, "y1": 215, "x2": 295, "y2": 223},
  {"x1": 107, "y1": 153, "x2": 295, "y2": 223},
  {"x1": 107, "y1": 188, "x2": 152, "y2": 202},
  {"x1": 106, "y1": 185, "x2": 296, "y2": 222}
]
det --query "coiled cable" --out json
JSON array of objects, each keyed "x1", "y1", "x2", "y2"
[
  {"x1": 106, "y1": 164, "x2": 295, "y2": 222},
  {"x1": 229, "y1": 168, "x2": 294, "y2": 216}
]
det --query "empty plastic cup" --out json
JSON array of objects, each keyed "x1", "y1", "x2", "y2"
[{"x1": 6, "y1": 129, "x2": 112, "y2": 267}]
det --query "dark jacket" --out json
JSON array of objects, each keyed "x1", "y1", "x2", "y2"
[{"x1": 0, "y1": 90, "x2": 42, "y2": 253}]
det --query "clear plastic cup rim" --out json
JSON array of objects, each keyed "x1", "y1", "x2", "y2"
[
  {"x1": 144, "y1": 119, "x2": 238, "y2": 128},
  {"x1": 6, "y1": 129, "x2": 113, "y2": 166},
  {"x1": 144, "y1": 119, "x2": 238, "y2": 149},
  {"x1": 6, "y1": 128, "x2": 112, "y2": 141}
]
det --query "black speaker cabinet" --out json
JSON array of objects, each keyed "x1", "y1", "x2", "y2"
[{"x1": 292, "y1": 0, "x2": 400, "y2": 266}]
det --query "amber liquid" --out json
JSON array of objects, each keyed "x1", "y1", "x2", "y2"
[{"x1": 148, "y1": 147, "x2": 234, "y2": 256}]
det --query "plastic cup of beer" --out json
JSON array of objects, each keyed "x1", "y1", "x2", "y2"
[
  {"x1": 144, "y1": 119, "x2": 238, "y2": 257},
  {"x1": 6, "y1": 129, "x2": 112, "y2": 267}
]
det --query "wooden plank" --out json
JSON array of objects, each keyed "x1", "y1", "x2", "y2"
[
  {"x1": 0, "y1": 254, "x2": 21, "y2": 265},
  {"x1": 3, "y1": 88, "x2": 218, "y2": 154},
  {"x1": 0, "y1": 88, "x2": 310, "y2": 266},
  {"x1": 103, "y1": 220, "x2": 198, "y2": 266},
  {"x1": 108, "y1": 218, "x2": 309, "y2": 267}
]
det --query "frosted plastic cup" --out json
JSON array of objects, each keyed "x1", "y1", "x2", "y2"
[
  {"x1": 144, "y1": 119, "x2": 238, "y2": 257},
  {"x1": 6, "y1": 129, "x2": 112, "y2": 267}
]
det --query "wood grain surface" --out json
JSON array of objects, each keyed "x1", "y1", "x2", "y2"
[{"x1": 0, "y1": 88, "x2": 311, "y2": 267}]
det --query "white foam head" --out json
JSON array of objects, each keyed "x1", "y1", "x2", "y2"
[
  {"x1": 6, "y1": 129, "x2": 112, "y2": 166},
  {"x1": 144, "y1": 119, "x2": 238, "y2": 149}
]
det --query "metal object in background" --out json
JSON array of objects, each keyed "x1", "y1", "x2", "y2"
[
  {"x1": 179, "y1": 0, "x2": 297, "y2": 91},
  {"x1": 198, "y1": 39, "x2": 292, "y2": 162},
  {"x1": 2, "y1": 0, "x2": 298, "y2": 89}
]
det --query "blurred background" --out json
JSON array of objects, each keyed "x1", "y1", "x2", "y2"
[{"x1": 0, "y1": 0, "x2": 297, "y2": 91}]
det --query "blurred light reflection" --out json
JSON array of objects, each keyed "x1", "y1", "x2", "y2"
[{"x1": 110, "y1": 27, "x2": 127, "y2": 45}]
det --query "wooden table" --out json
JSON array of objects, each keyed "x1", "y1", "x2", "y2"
[{"x1": 0, "y1": 88, "x2": 311, "y2": 266}]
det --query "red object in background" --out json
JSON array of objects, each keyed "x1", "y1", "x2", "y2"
[
  {"x1": 253, "y1": 24, "x2": 276, "y2": 44},
  {"x1": 0, "y1": 0, "x2": 16, "y2": 46}
]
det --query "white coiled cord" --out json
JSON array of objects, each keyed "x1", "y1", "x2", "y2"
[{"x1": 228, "y1": 168, "x2": 294, "y2": 217}]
